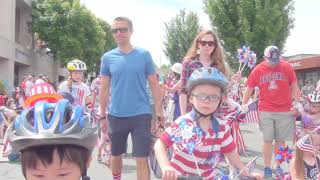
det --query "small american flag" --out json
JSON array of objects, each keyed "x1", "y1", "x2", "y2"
[
  {"x1": 245, "y1": 156, "x2": 257, "y2": 173},
  {"x1": 242, "y1": 100, "x2": 259, "y2": 124},
  {"x1": 238, "y1": 156, "x2": 258, "y2": 176}
]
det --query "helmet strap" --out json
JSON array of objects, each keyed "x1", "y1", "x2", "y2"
[
  {"x1": 193, "y1": 107, "x2": 212, "y2": 118},
  {"x1": 82, "y1": 170, "x2": 90, "y2": 180}
]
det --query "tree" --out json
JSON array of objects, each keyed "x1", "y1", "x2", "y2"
[
  {"x1": 30, "y1": 0, "x2": 115, "y2": 73},
  {"x1": 204, "y1": 0, "x2": 294, "y2": 75},
  {"x1": 159, "y1": 64, "x2": 170, "y2": 79},
  {"x1": 163, "y1": 9, "x2": 201, "y2": 65}
]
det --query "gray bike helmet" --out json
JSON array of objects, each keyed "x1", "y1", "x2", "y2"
[{"x1": 8, "y1": 99, "x2": 98, "y2": 152}]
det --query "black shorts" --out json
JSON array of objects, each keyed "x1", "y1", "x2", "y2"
[{"x1": 108, "y1": 113, "x2": 152, "y2": 157}]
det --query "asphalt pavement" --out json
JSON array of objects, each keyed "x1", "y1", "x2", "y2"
[{"x1": 0, "y1": 124, "x2": 292, "y2": 180}]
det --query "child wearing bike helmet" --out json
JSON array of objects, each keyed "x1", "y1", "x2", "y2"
[
  {"x1": 8, "y1": 99, "x2": 98, "y2": 180},
  {"x1": 58, "y1": 59, "x2": 92, "y2": 112},
  {"x1": 294, "y1": 91, "x2": 320, "y2": 136},
  {"x1": 154, "y1": 67, "x2": 262, "y2": 180}
]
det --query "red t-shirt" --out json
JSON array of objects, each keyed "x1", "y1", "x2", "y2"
[{"x1": 246, "y1": 60, "x2": 297, "y2": 112}]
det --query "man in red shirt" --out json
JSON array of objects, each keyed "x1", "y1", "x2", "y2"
[{"x1": 242, "y1": 46, "x2": 300, "y2": 179}]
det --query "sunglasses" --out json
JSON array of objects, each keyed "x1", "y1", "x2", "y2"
[
  {"x1": 198, "y1": 40, "x2": 215, "y2": 47},
  {"x1": 111, "y1": 27, "x2": 129, "y2": 34},
  {"x1": 191, "y1": 93, "x2": 221, "y2": 102}
]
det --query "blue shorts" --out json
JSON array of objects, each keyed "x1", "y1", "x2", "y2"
[{"x1": 107, "y1": 113, "x2": 152, "y2": 157}]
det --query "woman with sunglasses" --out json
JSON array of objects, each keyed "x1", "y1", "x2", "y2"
[
  {"x1": 179, "y1": 30, "x2": 227, "y2": 115},
  {"x1": 179, "y1": 30, "x2": 247, "y2": 155}
]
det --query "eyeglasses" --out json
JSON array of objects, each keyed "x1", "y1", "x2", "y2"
[
  {"x1": 111, "y1": 27, "x2": 129, "y2": 34},
  {"x1": 191, "y1": 93, "x2": 221, "y2": 102},
  {"x1": 198, "y1": 41, "x2": 215, "y2": 47}
]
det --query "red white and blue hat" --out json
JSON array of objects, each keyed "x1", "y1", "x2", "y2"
[
  {"x1": 296, "y1": 134, "x2": 314, "y2": 153},
  {"x1": 23, "y1": 83, "x2": 63, "y2": 108}
]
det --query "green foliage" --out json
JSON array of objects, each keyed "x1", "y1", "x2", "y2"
[
  {"x1": 159, "y1": 64, "x2": 171, "y2": 79},
  {"x1": 163, "y1": 9, "x2": 202, "y2": 65},
  {"x1": 204, "y1": 0, "x2": 294, "y2": 75},
  {"x1": 30, "y1": 0, "x2": 115, "y2": 73},
  {"x1": 0, "y1": 81, "x2": 6, "y2": 95}
]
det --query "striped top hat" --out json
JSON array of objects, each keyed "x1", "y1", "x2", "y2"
[{"x1": 23, "y1": 83, "x2": 63, "y2": 108}]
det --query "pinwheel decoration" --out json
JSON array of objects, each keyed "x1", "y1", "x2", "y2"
[
  {"x1": 275, "y1": 146, "x2": 293, "y2": 164},
  {"x1": 169, "y1": 118, "x2": 204, "y2": 155},
  {"x1": 236, "y1": 45, "x2": 257, "y2": 73}
]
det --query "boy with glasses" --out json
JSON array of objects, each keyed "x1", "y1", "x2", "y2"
[
  {"x1": 154, "y1": 67, "x2": 262, "y2": 179},
  {"x1": 99, "y1": 16, "x2": 164, "y2": 180}
]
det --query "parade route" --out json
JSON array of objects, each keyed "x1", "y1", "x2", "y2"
[{"x1": 0, "y1": 123, "x2": 294, "y2": 179}]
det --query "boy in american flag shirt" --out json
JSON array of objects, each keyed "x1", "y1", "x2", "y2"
[{"x1": 154, "y1": 67, "x2": 262, "y2": 180}]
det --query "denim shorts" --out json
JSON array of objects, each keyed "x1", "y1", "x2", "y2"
[{"x1": 107, "y1": 113, "x2": 152, "y2": 157}]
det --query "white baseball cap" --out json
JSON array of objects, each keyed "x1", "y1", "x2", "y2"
[{"x1": 170, "y1": 63, "x2": 182, "y2": 74}]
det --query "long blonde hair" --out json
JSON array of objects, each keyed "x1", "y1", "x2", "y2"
[
  {"x1": 294, "y1": 145, "x2": 305, "y2": 179},
  {"x1": 67, "y1": 75, "x2": 72, "y2": 93},
  {"x1": 184, "y1": 30, "x2": 226, "y2": 75}
]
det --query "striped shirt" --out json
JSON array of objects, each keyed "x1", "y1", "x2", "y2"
[{"x1": 160, "y1": 110, "x2": 236, "y2": 179}]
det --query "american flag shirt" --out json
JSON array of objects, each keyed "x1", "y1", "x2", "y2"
[
  {"x1": 160, "y1": 110, "x2": 236, "y2": 179},
  {"x1": 58, "y1": 81, "x2": 91, "y2": 108}
]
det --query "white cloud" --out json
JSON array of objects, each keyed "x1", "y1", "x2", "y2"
[
  {"x1": 283, "y1": 0, "x2": 320, "y2": 56},
  {"x1": 81, "y1": 0, "x2": 211, "y2": 66},
  {"x1": 81, "y1": 0, "x2": 320, "y2": 65}
]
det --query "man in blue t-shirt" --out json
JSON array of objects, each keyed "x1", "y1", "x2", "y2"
[{"x1": 99, "y1": 16, "x2": 164, "y2": 180}]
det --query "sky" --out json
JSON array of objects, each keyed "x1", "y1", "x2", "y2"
[{"x1": 81, "y1": 0, "x2": 320, "y2": 66}]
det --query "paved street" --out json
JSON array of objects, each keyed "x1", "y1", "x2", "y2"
[{"x1": 0, "y1": 124, "x2": 293, "y2": 179}]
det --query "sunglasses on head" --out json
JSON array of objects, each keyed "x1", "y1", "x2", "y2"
[
  {"x1": 198, "y1": 40, "x2": 215, "y2": 47},
  {"x1": 111, "y1": 27, "x2": 129, "y2": 34}
]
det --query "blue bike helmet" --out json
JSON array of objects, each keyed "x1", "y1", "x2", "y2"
[
  {"x1": 8, "y1": 99, "x2": 97, "y2": 152},
  {"x1": 187, "y1": 67, "x2": 228, "y2": 94}
]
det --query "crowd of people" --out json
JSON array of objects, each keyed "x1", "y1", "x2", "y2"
[{"x1": 0, "y1": 16, "x2": 320, "y2": 180}]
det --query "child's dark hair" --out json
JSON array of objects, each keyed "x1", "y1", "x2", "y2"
[
  {"x1": 172, "y1": 72, "x2": 181, "y2": 81},
  {"x1": 21, "y1": 144, "x2": 91, "y2": 178}
]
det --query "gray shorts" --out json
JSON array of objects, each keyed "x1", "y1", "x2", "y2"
[
  {"x1": 258, "y1": 111, "x2": 294, "y2": 141},
  {"x1": 108, "y1": 114, "x2": 152, "y2": 157}
]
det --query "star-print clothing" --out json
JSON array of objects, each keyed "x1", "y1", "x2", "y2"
[
  {"x1": 58, "y1": 81, "x2": 91, "y2": 108},
  {"x1": 160, "y1": 110, "x2": 236, "y2": 179},
  {"x1": 304, "y1": 157, "x2": 320, "y2": 180},
  {"x1": 246, "y1": 60, "x2": 297, "y2": 112}
]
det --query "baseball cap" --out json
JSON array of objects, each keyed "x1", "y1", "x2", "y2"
[
  {"x1": 264, "y1": 46, "x2": 280, "y2": 65},
  {"x1": 170, "y1": 63, "x2": 182, "y2": 75}
]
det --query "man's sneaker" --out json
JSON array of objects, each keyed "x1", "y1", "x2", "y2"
[{"x1": 264, "y1": 167, "x2": 273, "y2": 178}]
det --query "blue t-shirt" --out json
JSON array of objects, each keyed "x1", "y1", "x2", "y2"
[{"x1": 100, "y1": 47, "x2": 155, "y2": 117}]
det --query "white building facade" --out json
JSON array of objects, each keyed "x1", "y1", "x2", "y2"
[{"x1": 0, "y1": 0, "x2": 67, "y2": 94}]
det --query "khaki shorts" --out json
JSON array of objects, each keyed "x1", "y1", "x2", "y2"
[{"x1": 258, "y1": 111, "x2": 294, "y2": 141}]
